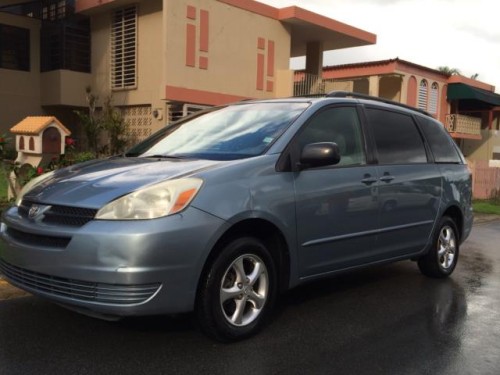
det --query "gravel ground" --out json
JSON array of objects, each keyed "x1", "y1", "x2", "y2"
[{"x1": 1, "y1": 213, "x2": 498, "y2": 301}]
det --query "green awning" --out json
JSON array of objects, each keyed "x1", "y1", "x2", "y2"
[{"x1": 447, "y1": 83, "x2": 500, "y2": 107}]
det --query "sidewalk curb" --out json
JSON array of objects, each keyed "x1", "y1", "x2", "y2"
[{"x1": 473, "y1": 213, "x2": 500, "y2": 225}]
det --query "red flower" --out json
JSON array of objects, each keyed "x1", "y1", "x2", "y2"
[
  {"x1": 37, "y1": 167, "x2": 44, "y2": 175},
  {"x1": 65, "y1": 137, "x2": 75, "y2": 146}
]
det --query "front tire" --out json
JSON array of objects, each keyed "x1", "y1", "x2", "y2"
[
  {"x1": 418, "y1": 216, "x2": 459, "y2": 278},
  {"x1": 196, "y1": 237, "x2": 277, "y2": 341}
]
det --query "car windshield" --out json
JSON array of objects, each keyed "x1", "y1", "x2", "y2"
[{"x1": 126, "y1": 102, "x2": 309, "y2": 160}]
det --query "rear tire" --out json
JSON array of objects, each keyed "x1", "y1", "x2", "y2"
[
  {"x1": 418, "y1": 216, "x2": 459, "y2": 278},
  {"x1": 196, "y1": 237, "x2": 277, "y2": 341}
]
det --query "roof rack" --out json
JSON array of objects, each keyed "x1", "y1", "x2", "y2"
[{"x1": 325, "y1": 91, "x2": 432, "y2": 117}]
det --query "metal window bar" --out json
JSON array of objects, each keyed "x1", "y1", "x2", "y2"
[{"x1": 111, "y1": 6, "x2": 137, "y2": 90}]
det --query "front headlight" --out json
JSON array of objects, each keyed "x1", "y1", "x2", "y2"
[
  {"x1": 95, "y1": 178, "x2": 203, "y2": 220},
  {"x1": 15, "y1": 170, "x2": 56, "y2": 206}
]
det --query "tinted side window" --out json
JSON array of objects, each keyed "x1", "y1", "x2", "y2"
[
  {"x1": 418, "y1": 117, "x2": 462, "y2": 163},
  {"x1": 366, "y1": 108, "x2": 427, "y2": 164},
  {"x1": 298, "y1": 107, "x2": 366, "y2": 166}
]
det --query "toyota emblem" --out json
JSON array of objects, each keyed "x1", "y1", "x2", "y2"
[{"x1": 28, "y1": 204, "x2": 50, "y2": 219}]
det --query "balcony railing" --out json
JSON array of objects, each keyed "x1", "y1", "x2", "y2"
[
  {"x1": 445, "y1": 114, "x2": 481, "y2": 136},
  {"x1": 294, "y1": 72, "x2": 326, "y2": 97}
]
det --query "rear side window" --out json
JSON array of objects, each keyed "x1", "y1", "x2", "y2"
[
  {"x1": 418, "y1": 117, "x2": 462, "y2": 163},
  {"x1": 366, "y1": 108, "x2": 427, "y2": 164}
]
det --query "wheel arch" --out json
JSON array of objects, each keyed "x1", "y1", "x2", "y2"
[
  {"x1": 196, "y1": 218, "x2": 291, "y2": 297},
  {"x1": 442, "y1": 205, "x2": 464, "y2": 241}
]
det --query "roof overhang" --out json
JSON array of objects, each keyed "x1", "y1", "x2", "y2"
[
  {"x1": 278, "y1": 7, "x2": 376, "y2": 57},
  {"x1": 75, "y1": 0, "x2": 136, "y2": 14},
  {"x1": 75, "y1": 0, "x2": 376, "y2": 55},
  {"x1": 448, "y1": 83, "x2": 500, "y2": 110}
]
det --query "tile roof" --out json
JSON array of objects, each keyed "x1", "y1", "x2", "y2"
[
  {"x1": 322, "y1": 58, "x2": 445, "y2": 75},
  {"x1": 10, "y1": 116, "x2": 71, "y2": 136}
]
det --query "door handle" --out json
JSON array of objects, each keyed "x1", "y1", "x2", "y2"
[{"x1": 379, "y1": 174, "x2": 394, "y2": 183}]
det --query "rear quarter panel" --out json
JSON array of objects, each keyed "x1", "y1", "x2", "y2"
[{"x1": 437, "y1": 164, "x2": 474, "y2": 243}]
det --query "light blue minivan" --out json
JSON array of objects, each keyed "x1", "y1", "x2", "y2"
[{"x1": 0, "y1": 92, "x2": 473, "y2": 341}]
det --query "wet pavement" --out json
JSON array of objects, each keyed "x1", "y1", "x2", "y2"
[{"x1": 0, "y1": 220, "x2": 499, "y2": 374}]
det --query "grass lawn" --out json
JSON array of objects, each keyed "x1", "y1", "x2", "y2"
[{"x1": 473, "y1": 199, "x2": 500, "y2": 215}]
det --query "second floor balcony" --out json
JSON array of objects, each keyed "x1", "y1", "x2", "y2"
[
  {"x1": 294, "y1": 72, "x2": 326, "y2": 96},
  {"x1": 445, "y1": 114, "x2": 482, "y2": 139}
]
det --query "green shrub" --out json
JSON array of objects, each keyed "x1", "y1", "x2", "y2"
[{"x1": 473, "y1": 200, "x2": 500, "y2": 215}]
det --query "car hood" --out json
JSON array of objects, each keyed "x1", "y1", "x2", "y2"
[{"x1": 23, "y1": 157, "x2": 222, "y2": 208}]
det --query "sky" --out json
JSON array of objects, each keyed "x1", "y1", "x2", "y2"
[{"x1": 258, "y1": 0, "x2": 500, "y2": 93}]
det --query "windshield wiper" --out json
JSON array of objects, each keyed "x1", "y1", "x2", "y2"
[{"x1": 143, "y1": 154, "x2": 192, "y2": 160}]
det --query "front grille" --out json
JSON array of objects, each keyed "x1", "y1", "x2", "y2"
[
  {"x1": 6, "y1": 227, "x2": 71, "y2": 248},
  {"x1": 0, "y1": 259, "x2": 161, "y2": 306},
  {"x1": 19, "y1": 200, "x2": 98, "y2": 227}
]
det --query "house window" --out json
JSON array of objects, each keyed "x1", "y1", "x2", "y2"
[
  {"x1": 40, "y1": 1, "x2": 91, "y2": 73},
  {"x1": 29, "y1": 137, "x2": 35, "y2": 151},
  {"x1": 493, "y1": 146, "x2": 500, "y2": 160},
  {"x1": 41, "y1": 1, "x2": 67, "y2": 20},
  {"x1": 57, "y1": 0, "x2": 66, "y2": 19},
  {"x1": 418, "y1": 79, "x2": 428, "y2": 110},
  {"x1": 19, "y1": 136, "x2": 25, "y2": 150},
  {"x1": 111, "y1": 6, "x2": 137, "y2": 90},
  {"x1": 49, "y1": 3, "x2": 56, "y2": 21},
  {"x1": 428, "y1": 82, "x2": 439, "y2": 115},
  {"x1": 0, "y1": 24, "x2": 30, "y2": 71}
]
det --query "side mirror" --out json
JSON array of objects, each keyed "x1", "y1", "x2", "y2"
[{"x1": 298, "y1": 142, "x2": 341, "y2": 170}]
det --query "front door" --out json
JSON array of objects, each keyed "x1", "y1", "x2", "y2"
[{"x1": 293, "y1": 106, "x2": 379, "y2": 278}]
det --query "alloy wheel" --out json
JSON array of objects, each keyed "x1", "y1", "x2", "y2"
[{"x1": 219, "y1": 254, "x2": 269, "y2": 327}]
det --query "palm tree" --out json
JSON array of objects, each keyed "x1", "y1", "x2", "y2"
[{"x1": 438, "y1": 66, "x2": 461, "y2": 75}]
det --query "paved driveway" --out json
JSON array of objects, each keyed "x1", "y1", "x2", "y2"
[{"x1": 1, "y1": 219, "x2": 499, "y2": 374}]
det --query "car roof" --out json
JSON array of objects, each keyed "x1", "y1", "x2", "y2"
[{"x1": 235, "y1": 91, "x2": 433, "y2": 118}]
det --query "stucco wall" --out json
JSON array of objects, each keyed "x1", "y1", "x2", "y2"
[
  {"x1": 463, "y1": 129, "x2": 500, "y2": 161},
  {"x1": 0, "y1": 14, "x2": 42, "y2": 134},
  {"x1": 41, "y1": 70, "x2": 92, "y2": 107},
  {"x1": 379, "y1": 76, "x2": 402, "y2": 101},
  {"x1": 396, "y1": 68, "x2": 449, "y2": 121},
  {"x1": 90, "y1": 0, "x2": 165, "y2": 132},
  {"x1": 164, "y1": 0, "x2": 292, "y2": 101}
]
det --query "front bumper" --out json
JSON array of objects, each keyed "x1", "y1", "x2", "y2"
[{"x1": 0, "y1": 205, "x2": 226, "y2": 316}]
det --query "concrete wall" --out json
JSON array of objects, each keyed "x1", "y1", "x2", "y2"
[
  {"x1": 0, "y1": 14, "x2": 43, "y2": 135},
  {"x1": 396, "y1": 68, "x2": 449, "y2": 121},
  {"x1": 88, "y1": 0, "x2": 294, "y2": 131},
  {"x1": 353, "y1": 79, "x2": 369, "y2": 95},
  {"x1": 463, "y1": 129, "x2": 500, "y2": 161},
  {"x1": 379, "y1": 76, "x2": 402, "y2": 101},
  {"x1": 164, "y1": 0, "x2": 292, "y2": 101},
  {"x1": 41, "y1": 70, "x2": 92, "y2": 107},
  {"x1": 90, "y1": 0, "x2": 165, "y2": 132}
]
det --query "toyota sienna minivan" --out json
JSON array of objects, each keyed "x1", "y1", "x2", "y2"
[{"x1": 0, "y1": 92, "x2": 473, "y2": 341}]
